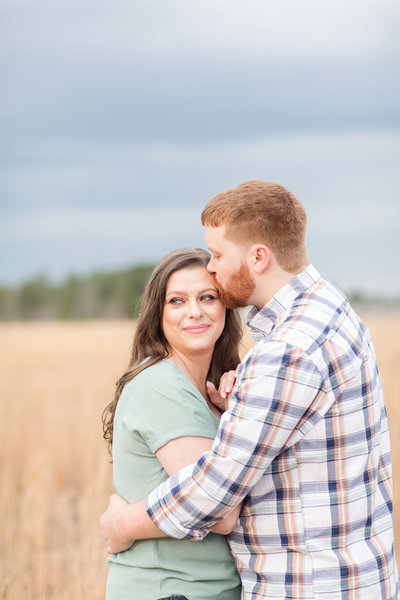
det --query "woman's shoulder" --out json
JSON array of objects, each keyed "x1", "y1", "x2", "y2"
[
  {"x1": 116, "y1": 359, "x2": 219, "y2": 439},
  {"x1": 123, "y1": 360, "x2": 186, "y2": 396}
]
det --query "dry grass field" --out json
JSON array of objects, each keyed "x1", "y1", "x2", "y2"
[{"x1": 0, "y1": 316, "x2": 399, "y2": 599}]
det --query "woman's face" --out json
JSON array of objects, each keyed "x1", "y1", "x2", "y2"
[{"x1": 162, "y1": 266, "x2": 226, "y2": 358}]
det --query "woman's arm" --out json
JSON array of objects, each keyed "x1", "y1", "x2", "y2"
[
  {"x1": 156, "y1": 436, "x2": 241, "y2": 535},
  {"x1": 155, "y1": 436, "x2": 213, "y2": 474}
]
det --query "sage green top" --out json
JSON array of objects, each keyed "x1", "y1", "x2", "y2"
[{"x1": 106, "y1": 359, "x2": 241, "y2": 600}]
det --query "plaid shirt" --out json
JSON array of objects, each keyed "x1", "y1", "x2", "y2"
[{"x1": 147, "y1": 265, "x2": 399, "y2": 599}]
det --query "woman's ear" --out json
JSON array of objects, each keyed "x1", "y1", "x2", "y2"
[{"x1": 251, "y1": 244, "x2": 271, "y2": 274}]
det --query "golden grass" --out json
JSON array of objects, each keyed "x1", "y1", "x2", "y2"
[{"x1": 0, "y1": 316, "x2": 399, "y2": 599}]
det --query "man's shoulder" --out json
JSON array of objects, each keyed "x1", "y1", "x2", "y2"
[
  {"x1": 272, "y1": 278, "x2": 362, "y2": 354},
  {"x1": 267, "y1": 290, "x2": 367, "y2": 379}
]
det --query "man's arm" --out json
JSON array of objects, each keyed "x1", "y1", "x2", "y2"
[
  {"x1": 100, "y1": 490, "x2": 242, "y2": 554},
  {"x1": 100, "y1": 434, "x2": 241, "y2": 553},
  {"x1": 147, "y1": 344, "x2": 326, "y2": 538},
  {"x1": 103, "y1": 342, "x2": 328, "y2": 551}
]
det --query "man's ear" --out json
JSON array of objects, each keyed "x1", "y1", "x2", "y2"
[{"x1": 251, "y1": 244, "x2": 271, "y2": 274}]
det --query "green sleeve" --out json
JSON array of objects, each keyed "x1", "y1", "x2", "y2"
[{"x1": 119, "y1": 362, "x2": 219, "y2": 454}]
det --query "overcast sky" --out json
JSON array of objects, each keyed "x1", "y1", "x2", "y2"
[{"x1": 1, "y1": 0, "x2": 399, "y2": 295}]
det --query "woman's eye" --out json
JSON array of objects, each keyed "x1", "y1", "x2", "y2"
[
  {"x1": 201, "y1": 294, "x2": 217, "y2": 302},
  {"x1": 168, "y1": 297, "x2": 184, "y2": 304}
]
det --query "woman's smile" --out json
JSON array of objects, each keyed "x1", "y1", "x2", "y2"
[{"x1": 183, "y1": 324, "x2": 211, "y2": 334}]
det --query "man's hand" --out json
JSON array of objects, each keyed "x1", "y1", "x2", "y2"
[
  {"x1": 99, "y1": 494, "x2": 134, "y2": 554},
  {"x1": 206, "y1": 368, "x2": 238, "y2": 412}
]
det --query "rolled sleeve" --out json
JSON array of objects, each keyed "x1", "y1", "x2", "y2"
[
  {"x1": 146, "y1": 464, "x2": 210, "y2": 540},
  {"x1": 146, "y1": 341, "x2": 326, "y2": 538}
]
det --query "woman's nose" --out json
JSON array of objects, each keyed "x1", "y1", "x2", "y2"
[{"x1": 186, "y1": 300, "x2": 202, "y2": 318}]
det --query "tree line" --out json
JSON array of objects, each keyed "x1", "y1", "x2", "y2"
[
  {"x1": 0, "y1": 265, "x2": 155, "y2": 320},
  {"x1": 0, "y1": 264, "x2": 399, "y2": 321}
]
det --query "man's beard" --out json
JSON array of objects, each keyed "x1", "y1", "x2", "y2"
[{"x1": 211, "y1": 263, "x2": 255, "y2": 309}]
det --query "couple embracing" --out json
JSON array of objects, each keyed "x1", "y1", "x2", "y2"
[{"x1": 101, "y1": 180, "x2": 399, "y2": 600}]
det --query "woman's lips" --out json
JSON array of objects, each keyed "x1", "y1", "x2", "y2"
[{"x1": 183, "y1": 324, "x2": 210, "y2": 334}]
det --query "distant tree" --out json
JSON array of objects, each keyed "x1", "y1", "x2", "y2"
[
  {"x1": 4, "y1": 265, "x2": 397, "y2": 321},
  {"x1": 118, "y1": 266, "x2": 155, "y2": 316},
  {"x1": 347, "y1": 290, "x2": 366, "y2": 305},
  {"x1": 0, "y1": 287, "x2": 20, "y2": 320},
  {"x1": 20, "y1": 276, "x2": 56, "y2": 319},
  {"x1": 55, "y1": 275, "x2": 84, "y2": 319},
  {"x1": 0, "y1": 264, "x2": 155, "y2": 321}
]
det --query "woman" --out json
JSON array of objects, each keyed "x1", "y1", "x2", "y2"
[{"x1": 102, "y1": 248, "x2": 242, "y2": 600}]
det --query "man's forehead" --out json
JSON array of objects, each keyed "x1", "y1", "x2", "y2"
[
  {"x1": 206, "y1": 224, "x2": 253, "y2": 257},
  {"x1": 205, "y1": 224, "x2": 226, "y2": 244}
]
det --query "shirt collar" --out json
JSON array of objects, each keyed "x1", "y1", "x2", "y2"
[{"x1": 246, "y1": 264, "x2": 321, "y2": 339}]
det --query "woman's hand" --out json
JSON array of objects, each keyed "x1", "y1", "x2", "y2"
[
  {"x1": 99, "y1": 494, "x2": 134, "y2": 554},
  {"x1": 206, "y1": 368, "x2": 238, "y2": 412}
]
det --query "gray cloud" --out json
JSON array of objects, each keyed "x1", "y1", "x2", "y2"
[
  {"x1": 1, "y1": 0, "x2": 399, "y2": 147},
  {"x1": 1, "y1": 130, "x2": 399, "y2": 293},
  {"x1": 0, "y1": 0, "x2": 399, "y2": 294}
]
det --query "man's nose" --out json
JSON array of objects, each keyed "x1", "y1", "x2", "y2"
[{"x1": 207, "y1": 258, "x2": 215, "y2": 273}]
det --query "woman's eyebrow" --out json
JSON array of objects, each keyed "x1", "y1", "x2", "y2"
[{"x1": 166, "y1": 287, "x2": 217, "y2": 296}]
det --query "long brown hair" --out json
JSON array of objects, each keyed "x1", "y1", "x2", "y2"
[{"x1": 102, "y1": 247, "x2": 242, "y2": 453}]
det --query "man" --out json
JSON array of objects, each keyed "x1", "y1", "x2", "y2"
[{"x1": 101, "y1": 180, "x2": 399, "y2": 599}]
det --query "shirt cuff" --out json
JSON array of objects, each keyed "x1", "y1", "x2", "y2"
[{"x1": 145, "y1": 473, "x2": 209, "y2": 541}]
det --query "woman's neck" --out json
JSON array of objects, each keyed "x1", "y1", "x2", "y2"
[{"x1": 167, "y1": 349, "x2": 211, "y2": 400}]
